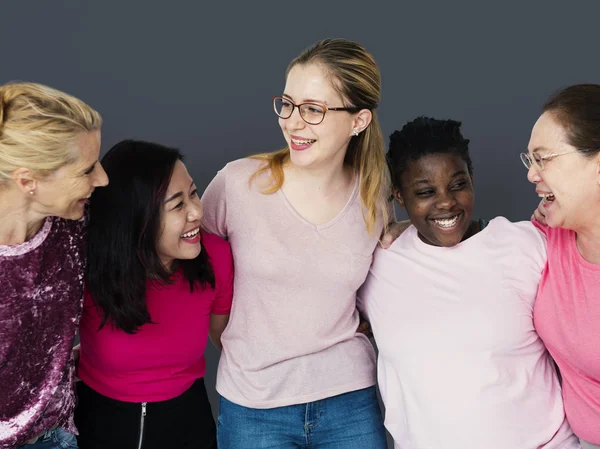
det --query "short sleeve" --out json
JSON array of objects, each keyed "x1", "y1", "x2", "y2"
[
  {"x1": 201, "y1": 167, "x2": 228, "y2": 239},
  {"x1": 357, "y1": 267, "x2": 375, "y2": 321},
  {"x1": 209, "y1": 237, "x2": 234, "y2": 315}
]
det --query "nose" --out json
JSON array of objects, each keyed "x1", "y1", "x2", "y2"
[
  {"x1": 435, "y1": 190, "x2": 457, "y2": 210},
  {"x1": 284, "y1": 105, "x2": 306, "y2": 129},
  {"x1": 187, "y1": 201, "x2": 203, "y2": 221},
  {"x1": 527, "y1": 164, "x2": 541, "y2": 184},
  {"x1": 94, "y1": 162, "x2": 109, "y2": 187}
]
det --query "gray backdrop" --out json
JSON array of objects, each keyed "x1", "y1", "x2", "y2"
[{"x1": 3, "y1": 1, "x2": 599, "y2": 447}]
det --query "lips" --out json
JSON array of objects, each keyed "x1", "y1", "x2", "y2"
[{"x1": 290, "y1": 135, "x2": 316, "y2": 151}]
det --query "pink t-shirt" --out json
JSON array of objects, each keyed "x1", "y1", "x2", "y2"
[
  {"x1": 358, "y1": 218, "x2": 578, "y2": 449},
  {"x1": 78, "y1": 232, "x2": 233, "y2": 402},
  {"x1": 533, "y1": 222, "x2": 600, "y2": 444},
  {"x1": 200, "y1": 158, "x2": 380, "y2": 408}
]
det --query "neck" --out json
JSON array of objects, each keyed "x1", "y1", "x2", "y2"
[
  {"x1": 284, "y1": 159, "x2": 353, "y2": 195},
  {"x1": 0, "y1": 189, "x2": 47, "y2": 246},
  {"x1": 576, "y1": 224, "x2": 600, "y2": 264}
]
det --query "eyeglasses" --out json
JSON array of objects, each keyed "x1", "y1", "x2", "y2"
[
  {"x1": 272, "y1": 96, "x2": 362, "y2": 125},
  {"x1": 520, "y1": 149, "x2": 591, "y2": 171}
]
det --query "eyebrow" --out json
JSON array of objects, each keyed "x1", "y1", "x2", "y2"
[
  {"x1": 282, "y1": 93, "x2": 328, "y2": 105},
  {"x1": 164, "y1": 181, "x2": 195, "y2": 203},
  {"x1": 83, "y1": 162, "x2": 96, "y2": 174},
  {"x1": 411, "y1": 170, "x2": 467, "y2": 186},
  {"x1": 530, "y1": 146, "x2": 547, "y2": 154}
]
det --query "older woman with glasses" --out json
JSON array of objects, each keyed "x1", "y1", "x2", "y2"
[
  {"x1": 201, "y1": 38, "x2": 389, "y2": 449},
  {"x1": 382, "y1": 84, "x2": 600, "y2": 448},
  {"x1": 523, "y1": 84, "x2": 600, "y2": 449}
]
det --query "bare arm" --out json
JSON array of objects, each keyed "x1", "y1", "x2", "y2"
[{"x1": 209, "y1": 313, "x2": 230, "y2": 351}]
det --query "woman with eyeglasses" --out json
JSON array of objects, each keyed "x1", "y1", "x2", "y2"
[
  {"x1": 381, "y1": 84, "x2": 600, "y2": 449},
  {"x1": 521, "y1": 84, "x2": 600, "y2": 449},
  {"x1": 201, "y1": 38, "x2": 389, "y2": 449}
]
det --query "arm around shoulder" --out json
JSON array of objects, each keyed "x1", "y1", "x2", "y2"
[{"x1": 201, "y1": 167, "x2": 229, "y2": 238}]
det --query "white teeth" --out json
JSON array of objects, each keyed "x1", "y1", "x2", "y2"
[
  {"x1": 538, "y1": 193, "x2": 555, "y2": 201},
  {"x1": 432, "y1": 215, "x2": 459, "y2": 228},
  {"x1": 181, "y1": 228, "x2": 200, "y2": 238},
  {"x1": 291, "y1": 138, "x2": 316, "y2": 145}
]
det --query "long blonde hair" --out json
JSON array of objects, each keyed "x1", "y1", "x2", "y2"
[
  {"x1": 0, "y1": 82, "x2": 102, "y2": 185},
  {"x1": 250, "y1": 38, "x2": 390, "y2": 234}
]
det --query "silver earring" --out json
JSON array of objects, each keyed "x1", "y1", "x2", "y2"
[{"x1": 352, "y1": 129, "x2": 359, "y2": 137}]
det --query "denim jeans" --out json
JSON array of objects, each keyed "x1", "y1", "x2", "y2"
[
  {"x1": 16, "y1": 428, "x2": 78, "y2": 449},
  {"x1": 217, "y1": 386, "x2": 386, "y2": 449}
]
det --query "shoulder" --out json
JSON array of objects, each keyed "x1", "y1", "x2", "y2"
[
  {"x1": 486, "y1": 216, "x2": 547, "y2": 266},
  {"x1": 487, "y1": 216, "x2": 544, "y2": 242},
  {"x1": 202, "y1": 232, "x2": 233, "y2": 268},
  {"x1": 221, "y1": 157, "x2": 266, "y2": 178}
]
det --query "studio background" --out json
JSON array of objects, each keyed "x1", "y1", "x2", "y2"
[{"x1": 2, "y1": 1, "x2": 598, "y2": 447}]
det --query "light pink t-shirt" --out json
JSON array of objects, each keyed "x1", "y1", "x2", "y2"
[
  {"x1": 533, "y1": 222, "x2": 600, "y2": 444},
  {"x1": 358, "y1": 218, "x2": 578, "y2": 449},
  {"x1": 78, "y1": 232, "x2": 233, "y2": 402},
  {"x1": 201, "y1": 158, "x2": 379, "y2": 408}
]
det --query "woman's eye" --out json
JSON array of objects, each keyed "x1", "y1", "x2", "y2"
[{"x1": 415, "y1": 190, "x2": 434, "y2": 196}]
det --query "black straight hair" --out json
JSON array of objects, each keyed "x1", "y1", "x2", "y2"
[{"x1": 85, "y1": 140, "x2": 215, "y2": 334}]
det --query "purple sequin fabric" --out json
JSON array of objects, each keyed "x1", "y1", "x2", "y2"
[{"x1": 0, "y1": 216, "x2": 85, "y2": 448}]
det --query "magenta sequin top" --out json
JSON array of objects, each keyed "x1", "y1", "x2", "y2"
[{"x1": 0, "y1": 216, "x2": 85, "y2": 448}]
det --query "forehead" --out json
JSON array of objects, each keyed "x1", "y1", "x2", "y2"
[
  {"x1": 73, "y1": 130, "x2": 101, "y2": 165},
  {"x1": 528, "y1": 112, "x2": 570, "y2": 152},
  {"x1": 403, "y1": 153, "x2": 469, "y2": 180},
  {"x1": 284, "y1": 63, "x2": 342, "y2": 104},
  {"x1": 166, "y1": 160, "x2": 192, "y2": 191}
]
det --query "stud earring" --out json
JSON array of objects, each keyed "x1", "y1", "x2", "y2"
[
  {"x1": 29, "y1": 190, "x2": 34, "y2": 195},
  {"x1": 352, "y1": 129, "x2": 359, "y2": 137}
]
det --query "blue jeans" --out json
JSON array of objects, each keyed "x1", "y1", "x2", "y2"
[
  {"x1": 217, "y1": 386, "x2": 386, "y2": 449},
  {"x1": 16, "y1": 428, "x2": 78, "y2": 449}
]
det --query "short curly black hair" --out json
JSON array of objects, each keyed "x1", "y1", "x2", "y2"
[{"x1": 386, "y1": 116, "x2": 473, "y2": 191}]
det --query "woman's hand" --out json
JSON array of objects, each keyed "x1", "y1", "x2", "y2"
[
  {"x1": 380, "y1": 220, "x2": 411, "y2": 249},
  {"x1": 532, "y1": 200, "x2": 547, "y2": 225}
]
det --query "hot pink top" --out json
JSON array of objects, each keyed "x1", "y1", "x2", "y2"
[
  {"x1": 533, "y1": 221, "x2": 600, "y2": 444},
  {"x1": 78, "y1": 232, "x2": 233, "y2": 402}
]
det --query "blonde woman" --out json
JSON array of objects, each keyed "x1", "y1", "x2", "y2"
[
  {"x1": 0, "y1": 82, "x2": 108, "y2": 449},
  {"x1": 201, "y1": 38, "x2": 390, "y2": 449}
]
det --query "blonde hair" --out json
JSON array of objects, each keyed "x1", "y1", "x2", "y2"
[
  {"x1": 250, "y1": 38, "x2": 390, "y2": 234},
  {"x1": 0, "y1": 82, "x2": 102, "y2": 184}
]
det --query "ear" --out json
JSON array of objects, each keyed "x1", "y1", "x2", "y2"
[
  {"x1": 10, "y1": 167, "x2": 37, "y2": 195},
  {"x1": 351, "y1": 108, "x2": 373, "y2": 135},
  {"x1": 393, "y1": 188, "x2": 406, "y2": 209}
]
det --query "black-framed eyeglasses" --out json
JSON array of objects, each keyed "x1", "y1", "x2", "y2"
[{"x1": 273, "y1": 96, "x2": 362, "y2": 125}]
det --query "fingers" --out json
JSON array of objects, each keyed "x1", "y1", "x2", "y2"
[{"x1": 380, "y1": 221, "x2": 407, "y2": 249}]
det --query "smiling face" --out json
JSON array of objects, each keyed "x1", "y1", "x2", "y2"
[
  {"x1": 278, "y1": 63, "x2": 370, "y2": 172},
  {"x1": 156, "y1": 160, "x2": 203, "y2": 270},
  {"x1": 32, "y1": 130, "x2": 108, "y2": 219},
  {"x1": 526, "y1": 111, "x2": 600, "y2": 230},
  {"x1": 396, "y1": 153, "x2": 476, "y2": 247}
]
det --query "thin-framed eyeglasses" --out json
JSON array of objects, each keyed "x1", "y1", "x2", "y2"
[
  {"x1": 519, "y1": 149, "x2": 592, "y2": 171},
  {"x1": 272, "y1": 96, "x2": 362, "y2": 125}
]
